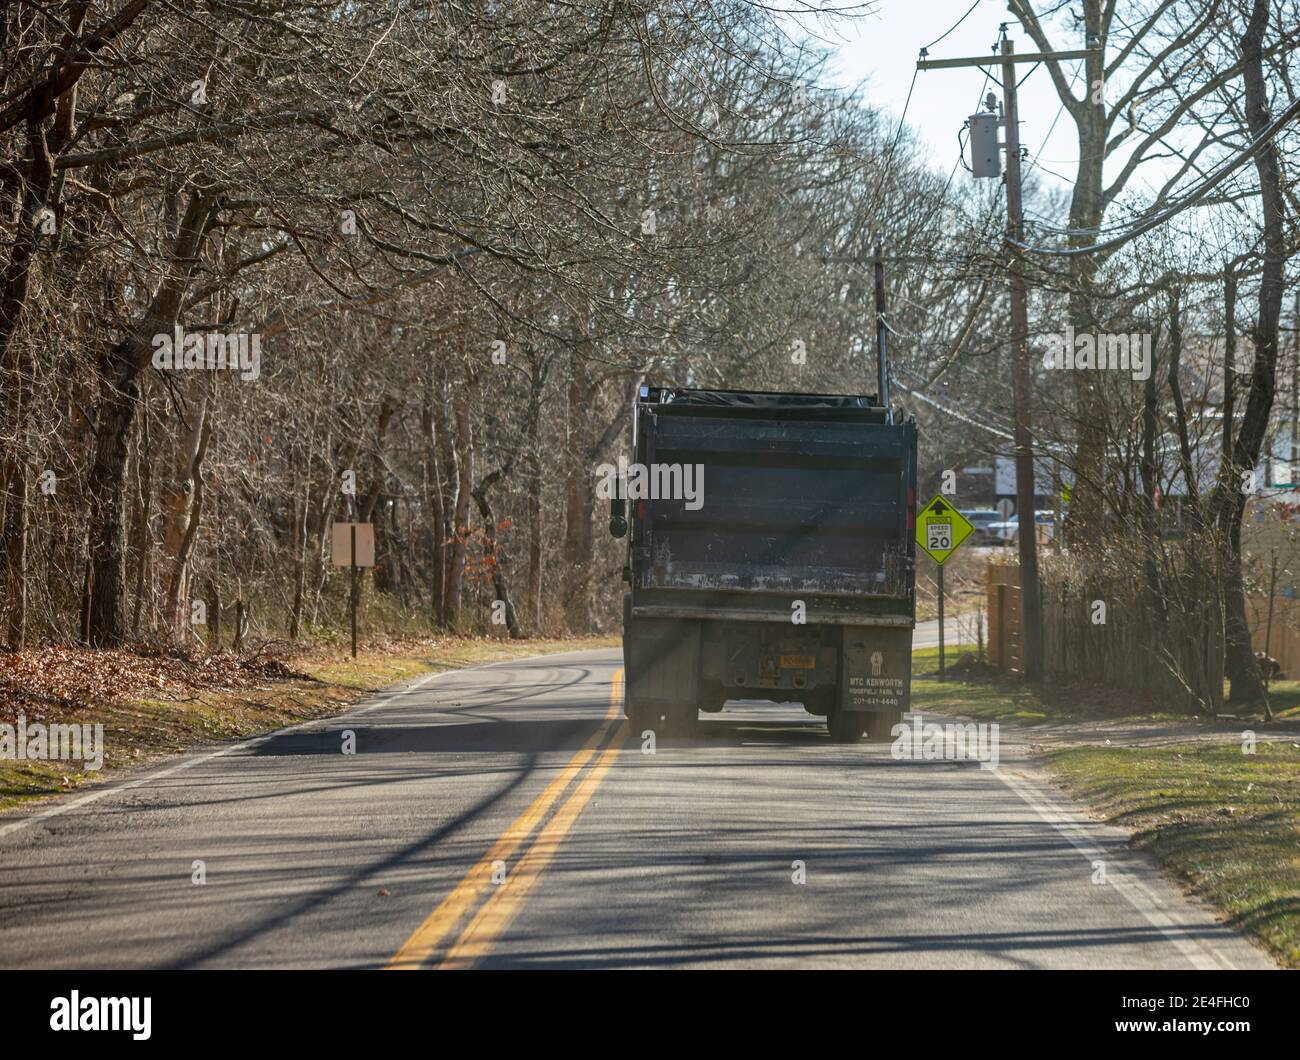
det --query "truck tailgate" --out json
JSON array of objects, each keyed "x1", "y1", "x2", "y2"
[{"x1": 639, "y1": 409, "x2": 915, "y2": 599}]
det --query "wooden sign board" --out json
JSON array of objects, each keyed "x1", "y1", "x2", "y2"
[{"x1": 331, "y1": 522, "x2": 375, "y2": 567}]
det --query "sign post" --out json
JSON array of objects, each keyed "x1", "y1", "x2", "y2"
[
  {"x1": 938, "y1": 563, "x2": 945, "y2": 680},
  {"x1": 915, "y1": 496, "x2": 975, "y2": 682},
  {"x1": 331, "y1": 521, "x2": 375, "y2": 658},
  {"x1": 351, "y1": 523, "x2": 358, "y2": 658}
]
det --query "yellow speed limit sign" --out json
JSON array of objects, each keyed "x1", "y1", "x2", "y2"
[{"x1": 915, "y1": 495, "x2": 974, "y2": 565}]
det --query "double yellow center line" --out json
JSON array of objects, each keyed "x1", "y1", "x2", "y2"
[{"x1": 388, "y1": 668, "x2": 625, "y2": 970}]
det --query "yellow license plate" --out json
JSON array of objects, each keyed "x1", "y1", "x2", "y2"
[{"x1": 779, "y1": 654, "x2": 816, "y2": 669}]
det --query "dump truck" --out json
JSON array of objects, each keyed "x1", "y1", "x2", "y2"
[{"x1": 609, "y1": 385, "x2": 917, "y2": 742}]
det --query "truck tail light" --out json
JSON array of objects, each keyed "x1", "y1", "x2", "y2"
[{"x1": 636, "y1": 500, "x2": 646, "y2": 520}]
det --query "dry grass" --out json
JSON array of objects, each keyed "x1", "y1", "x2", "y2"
[
  {"x1": 912, "y1": 644, "x2": 1299, "y2": 968},
  {"x1": 915, "y1": 545, "x2": 994, "y2": 621},
  {"x1": 0, "y1": 633, "x2": 617, "y2": 813},
  {"x1": 1050, "y1": 742, "x2": 1300, "y2": 968}
]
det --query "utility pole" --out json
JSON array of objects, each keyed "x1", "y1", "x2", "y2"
[
  {"x1": 873, "y1": 244, "x2": 891, "y2": 420},
  {"x1": 917, "y1": 27, "x2": 1097, "y2": 683},
  {"x1": 822, "y1": 247, "x2": 897, "y2": 423},
  {"x1": 1291, "y1": 290, "x2": 1298, "y2": 477},
  {"x1": 999, "y1": 34, "x2": 1042, "y2": 684},
  {"x1": 350, "y1": 494, "x2": 359, "y2": 659}
]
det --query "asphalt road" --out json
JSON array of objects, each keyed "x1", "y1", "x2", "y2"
[
  {"x1": 913, "y1": 614, "x2": 974, "y2": 649},
  {"x1": 0, "y1": 649, "x2": 1272, "y2": 969}
]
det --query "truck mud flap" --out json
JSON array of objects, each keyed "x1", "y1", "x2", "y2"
[
  {"x1": 625, "y1": 618, "x2": 702, "y2": 709},
  {"x1": 840, "y1": 627, "x2": 912, "y2": 713}
]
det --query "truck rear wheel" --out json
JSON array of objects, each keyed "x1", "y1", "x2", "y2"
[
  {"x1": 670, "y1": 707, "x2": 700, "y2": 738},
  {"x1": 865, "y1": 710, "x2": 904, "y2": 742},
  {"x1": 699, "y1": 683, "x2": 727, "y2": 713},
  {"x1": 628, "y1": 703, "x2": 697, "y2": 738},
  {"x1": 827, "y1": 710, "x2": 865, "y2": 743},
  {"x1": 625, "y1": 701, "x2": 654, "y2": 732},
  {"x1": 801, "y1": 689, "x2": 834, "y2": 717}
]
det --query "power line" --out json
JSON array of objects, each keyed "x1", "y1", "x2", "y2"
[
  {"x1": 892, "y1": 375, "x2": 1015, "y2": 440},
  {"x1": 1025, "y1": 156, "x2": 1075, "y2": 186},
  {"x1": 1011, "y1": 92, "x2": 1300, "y2": 257},
  {"x1": 868, "y1": 64, "x2": 918, "y2": 222},
  {"x1": 921, "y1": 0, "x2": 983, "y2": 53},
  {"x1": 1032, "y1": 0, "x2": 1076, "y2": 18},
  {"x1": 1030, "y1": 60, "x2": 1083, "y2": 174},
  {"x1": 892, "y1": 362, "x2": 1018, "y2": 433},
  {"x1": 866, "y1": 3, "x2": 988, "y2": 238}
]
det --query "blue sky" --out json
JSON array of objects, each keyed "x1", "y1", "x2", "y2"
[{"x1": 806, "y1": 0, "x2": 1090, "y2": 190}]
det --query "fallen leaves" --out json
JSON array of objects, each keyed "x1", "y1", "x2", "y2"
[{"x1": 0, "y1": 643, "x2": 310, "y2": 722}]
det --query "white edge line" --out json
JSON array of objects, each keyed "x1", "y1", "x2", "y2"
[
  {"x1": 0, "y1": 668, "x2": 450, "y2": 843},
  {"x1": 988, "y1": 763, "x2": 1234, "y2": 970},
  {"x1": 0, "y1": 645, "x2": 620, "y2": 844}
]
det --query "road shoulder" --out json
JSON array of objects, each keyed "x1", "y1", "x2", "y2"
[{"x1": 0, "y1": 635, "x2": 617, "y2": 822}]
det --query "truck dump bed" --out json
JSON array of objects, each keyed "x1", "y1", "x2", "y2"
[{"x1": 626, "y1": 386, "x2": 917, "y2": 624}]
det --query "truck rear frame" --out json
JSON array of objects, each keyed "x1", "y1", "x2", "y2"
[{"x1": 611, "y1": 385, "x2": 917, "y2": 741}]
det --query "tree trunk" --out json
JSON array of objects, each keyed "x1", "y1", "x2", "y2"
[
  {"x1": 308, "y1": 426, "x2": 333, "y2": 626},
  {"x1": 290, "y1": 474, "x2": 309, "y2": 640},
  {"x1": 444, "y1": 390, "x2": 473, "y2": 627},
  {"x1": 162, "y1": 383, "x2": 210, "y2": 638},
  {"x1": 3, "y1": 447, "x2": 30, "y2": 649},
  {"x1": 131, "y1": 402, "x2": 154, "y2": 639},
  {"x1": 1140, "y1": 324, "x2": 1163, "y2": 636},
  {"x1": 360, "y1": 396, "x2": 397, "y2": 592},
  {"x1": 562, "y1": 351, "x2": 594, "y2": 631},
  {"x1": 1166, "y1": 291, "x2": 1199, "y2": 521},
  {"x1": 1291, "y1": 291, "x2": 1298, "y2": 474},
  {"x1": 526, "y1": 386, "x2": 544, "y2": 633},
  {"x1": 83, "y1": 358, "x2": 141, "y2": 646},
  {"x1": 1223, "y1": 265, "x2": 1237, "y2": 459},
  {"x1": 436, "y1": 370, "x2": 459, "y2": 624},
  {"x1": 84, "y1": 189, "x2": 216, "y2": 647},
  {"x1": 208, "y1": 576, "x2": 222, "y2": 650},
  {"x1": 1061, "y1": 4, "x2": 1108, "y2": 547},
  {"x1": 421, "y1": 368, "x2": 447, "y2": 629},
  {"x1": 0, "y1": 113, "x2": 57, "y2": 648},
  {"x1": 473, "y1": 486, "x2": 522, "y2": 638},
  {"x1": 1220, "y1": 0, "x2": 1285, "y2": 715}
]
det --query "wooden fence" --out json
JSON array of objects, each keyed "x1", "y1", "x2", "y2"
[
  {"x1": 1244, "y1": 594, "x2": 1300, "y2": 678},
  {"x1": 986, "y1": 562, "x2": 1022, "y2": 673},
  {"x1": 986, "y1": 559, "x2": 1225, "y2": 712}
]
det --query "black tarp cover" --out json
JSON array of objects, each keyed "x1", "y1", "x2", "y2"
[{"x1": 650, "y1": 387, "x2": 879, "y2": 411}]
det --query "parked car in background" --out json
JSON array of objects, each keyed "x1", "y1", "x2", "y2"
[
  {"x1": 989, "y1": 510, "x2": 1058, "y2": 545},
  {"x1": 960, "y1": 509, "x2": 1002, "y2": 546},
  {"x1": 988, "y1": 515, "x2": 1016, "y2": 544}
]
